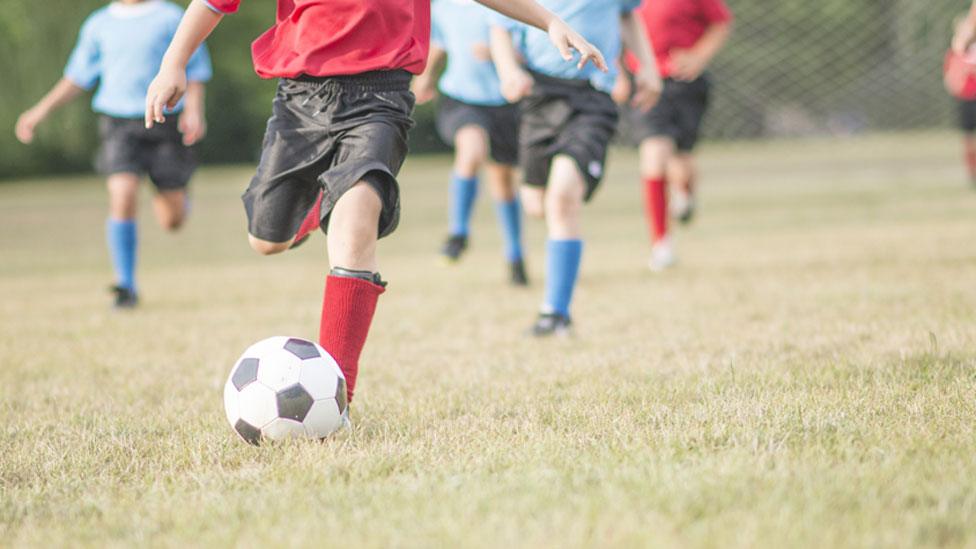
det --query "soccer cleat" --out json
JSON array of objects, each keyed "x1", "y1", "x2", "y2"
[
  {"x1": 339, "y1": 408, "x2": 352, "y2": 431},
  {"x1": 648, "y1": 239, "x2": 676, "y2": 272},
  {"x1": 671, "y1": 191, "x2": 696, "y2": 224},
  {"x1": 110, "y1": 285, "x2": 139, "y2": 309},
  {"x1": 440, "y1": 234, "x2": 468, "y2": 262},
  {"x1": 509, "y1": 259, "x2": 529, "y2": 286},
  {"x1": 290, "y1": 190, "x2": 324, "y2": 249},
  {"x1": 529, "y1": 312, "x2": 573, "y2": 338}
]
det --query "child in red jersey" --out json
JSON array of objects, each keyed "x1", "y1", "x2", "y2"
[
  {"x1": 618, "y1": 0, "x2": 732, "y2": 272},
  {"x1": 144, "y1": 0, "x2": 606, "y2": 426},
  {"x1": 947, "y1": 15, "x2": 976, "y2": 186}
]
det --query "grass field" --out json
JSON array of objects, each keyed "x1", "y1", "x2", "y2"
[{"x1": 2, "y1": 132, "x2": 976, "y2": 548}]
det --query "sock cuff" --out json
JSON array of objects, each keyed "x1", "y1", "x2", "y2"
[
  {"x1": 547, "y1": 238, "x2": 584, "y2": 248},
  {"x1": 451, "y1": 173, "x2": 479, "y2": 185},
  {"x1": 107, "y1": 218, "x2": 136, "y2": 227},
  {"x1": 327, "y1": 272, "x2": 387, "y2": 295}
]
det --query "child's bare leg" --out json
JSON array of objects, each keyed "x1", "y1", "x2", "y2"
[
  {"x1": 327, "y1": 181, "x2": 382, "y2": 271},
  {"x1": 152, "y1": 189, "x2": 188, "y2": 232},
  {"x1": 520, "y1": 186, "x2": 545, "y2": 219},
  {"x1": 545, "y1": 155, "x2": 585, "y2": 239},
  {"x1": 486, "y1": 162, "x2": 517, "y2": 201},
  {"x1": 454, "y1": 126, "x2": 489, "y2": 178},
  {"x1": 108, "y1": 173, "x2": 140, "y2": 220}
]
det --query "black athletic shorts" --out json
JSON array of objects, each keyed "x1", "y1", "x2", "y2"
[
  {"x1": 520, "y1": 72, "x2": 618, "y2": 201},
  {"x1": 96, "y1": 115, "x2": 195, "y2": 191},
  {"x1": 959, "y1": 99, "x2": 976, "y2": 133},
  {"x1": 626, "y1": 75, "x2": 711, "y2": 152},
  {"x1": 243, "y1": 70, "x2": 415, "y2": 243},
  {"x1": 435, "y1": 95, "x2": 519, "y2": 166}
]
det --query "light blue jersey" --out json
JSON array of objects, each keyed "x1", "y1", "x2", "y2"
[
  {"x1": 496, "y1": 0, "x2": 640, "y2": 94},
  {"x1": 431, "y1": 0, "x2": 506, "y2": 106},
  {"x1": 64, "y1": 1, "x2": 212, "y2": 119}
]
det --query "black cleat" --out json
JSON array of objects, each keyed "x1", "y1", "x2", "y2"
[
  {"x1": 509, "y1": 259, "x2": 529, "y2": 286},
  {"x1": 676, "y1": 203, "x2": 696, "y2": 224},
  {"x1": 529, "y1": 312, "x2": 573, "y2": 338},
  {"x1": 110, "y1": 286, "x2": 139, "y2": 309},
  {"x1": 440, "y1": 234, "x2": 468, "y2": 262}
]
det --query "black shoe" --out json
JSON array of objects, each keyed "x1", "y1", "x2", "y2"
[
  {"x1": 111, "y1": 286, "x2": 139, "y2": 309},
  {"x1": 509, "y1": 259, "x2": 529, "y2": 286},
  {"x1": 529, "y1": 312, "x2": 573, "y2": 338},
  {"x1": 440, "y1": 234, "x2": 468, "y2": 262},
  {"x1": 677, "y1": 204, "x2": 696, "y2": 225}
]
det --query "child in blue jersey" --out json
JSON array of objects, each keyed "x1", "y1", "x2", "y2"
[
  {"x1": 412, "y1": 0, "x2": 529, "y2": 286},
  {"x1": 15, "y1": 0, "x2": 212, "y2": 309},
  {"x1": 491, "y1": 0, "x2": 661, "y2": 336}
]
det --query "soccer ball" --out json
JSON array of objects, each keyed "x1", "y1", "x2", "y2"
[{"x1": 223, "y1": 336, "x2": 347, "y2": 445}]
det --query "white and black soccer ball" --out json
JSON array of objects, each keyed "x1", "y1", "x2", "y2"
[{"x1": 223, "y1": 336, "x2": 347, "y2": 445}]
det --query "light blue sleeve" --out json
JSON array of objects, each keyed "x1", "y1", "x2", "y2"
[
  {"x1": 63, "y1": 14, "x2": 101, "y2": 90},
  {"x1": 186, "y1": 43, "x2": 213, "y2": 82}
]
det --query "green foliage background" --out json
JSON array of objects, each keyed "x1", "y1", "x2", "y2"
[{"x1": 0, "y1": 0, "x2": 963, "y2": 179}]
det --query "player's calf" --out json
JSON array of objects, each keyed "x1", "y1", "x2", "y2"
[{"x1": 153, "y1": 190, "x2": 189, "y2": 231}]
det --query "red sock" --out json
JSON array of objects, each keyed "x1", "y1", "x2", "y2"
[
  {"x1": 294, "y1": 190, "x2": 324, "y2": 244},
  {"x1": 643, "y1": 177, "x2": 668, "y2": 242},
  {"x1": 319, "y1": 274, "x2": 385, "y2": 403}
]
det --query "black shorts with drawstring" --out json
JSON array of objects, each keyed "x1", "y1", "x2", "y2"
[{"x1": 242, "y1": 70, "x2": 415, "y2": 243}]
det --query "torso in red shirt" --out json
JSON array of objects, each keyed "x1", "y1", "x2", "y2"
[
  {"x1": 627, "y1": 0, "x2": 732, "y2": 77},
  {"x1": 206, "y1": 0, "x2": 430, "y2": 78}
]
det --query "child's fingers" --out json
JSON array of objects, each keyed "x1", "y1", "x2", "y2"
[{"x1": 556, "y1": 37, "x2": 573, "y2": 62}]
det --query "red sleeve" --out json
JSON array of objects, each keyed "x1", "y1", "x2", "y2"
[
  {"x1": 204, "y1": 0, "x2": 240, "y2": 14},
  {"x1": 700, "y1": 0, "x2": 733, "y2": 24}
]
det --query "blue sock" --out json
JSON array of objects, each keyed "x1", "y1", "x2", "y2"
[
  {"x1": 106, "y1": 219, "x2": 137, "y2": 292},
  {"x1": 495, "y1": 198, "x2": 523, "y2": 261},
  {"x1": 543, "y1": 239, "x2": 583, "y2": 317},
  {"x1": 449, "y1": 173, "x2": 479, "y2": 237}
]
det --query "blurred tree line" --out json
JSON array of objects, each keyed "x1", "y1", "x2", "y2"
[{"x1": 0, "y1": 0, "x2": 963, "y2": 179}]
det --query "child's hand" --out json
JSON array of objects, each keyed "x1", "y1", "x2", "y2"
[
  {"x1": 546, "y1": 19, "x2": 607, "y2": 72},
  {"x1": 179, "y1": 109, "x2": 207, "y2": 146},
  {"x1": 670, "y1": 49, "x2": 708, "y2": 81},
  {"x1": 499, "y1": 67, "x2": 534, "y2": 103},
  {"x1": 15, "y1": 107, "x2": 46, "y2": 144},
  {"x1": 631, "y1": 68, "x2": 662, "y2": 112},
  {"x1": 145, "y1": 65, "x2": 187, "y2": 128},
  {"x1": 611, "y1": 72, "x2": 632, "y2": 106}
]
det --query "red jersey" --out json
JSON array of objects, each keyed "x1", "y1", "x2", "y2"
[
  {"x1": 205, "y1": 0, "x2": 430, "y2": 78},
  {"x1": 627, "y1": 0, "x2": 732, "y2": 78}
]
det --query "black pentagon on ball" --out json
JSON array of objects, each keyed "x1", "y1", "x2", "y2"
[
  {"x1": 284, "y1": 338, "x2": 321, "y2": 360},
  {"x1": 277, "y1": 384, "x2": 314, "y2": 422},
  {"x1": 234, "y1": 419, "x2": 262, "y2": 445},
  {"x1": 232, "y1": 358, "x2": 260, "y2": 391}
]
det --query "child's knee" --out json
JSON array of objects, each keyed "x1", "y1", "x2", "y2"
[{"x1": 248, "y1": 234, "x2": 290, "y2": 255}]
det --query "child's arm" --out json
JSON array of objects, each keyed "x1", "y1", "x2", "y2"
[
  {"x1": 955, "y1": 4, "x2": 976, "y2": 54},
  {"x1": 411, "y1": 46, "x2": 447, "y2": 105},
  {"x1": 146, "y1": 0, "x2": 222, "y2": 128},
  {"x1": 477, "y1": 0, "x2": 607, "y2": 72},
  {"x1": 178, "y1": 81, "x2": 207, "y2": 145},
  {"x1": 15, "y1": 78, "x2": 86, "y2": 144},
  {"x1": 669, "y1": 21, "x2": 732, "y2": 82},
  {"x1": 620, "y1": 11, "x2": 662, "y2": 111},
  {"x1": 489, "y1": 25, "x2": 534, "y2": 104}
]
